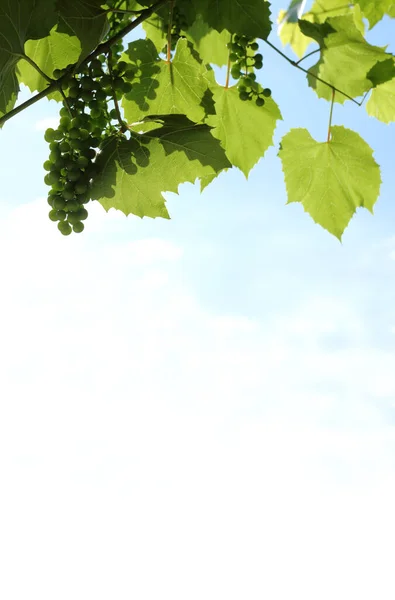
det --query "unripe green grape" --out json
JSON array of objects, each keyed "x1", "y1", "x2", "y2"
[
  {"x1": 47, "y1": 196, "x2": 55, "y2": 207},
  {"x1": 255, "y1": 61, "x2": 263, "y2": 69},
  {"x1": 117, "y1": 60, "x2": 127, "y2": 73},
  {"x1": 75, "y1": 182, "x2": 88, "y2": 194},
  {"x1": 79, "y1": 128, "x2": 90, "y2": 140},
  {"x1": 59, "y1": 107, "x2": 69, "y2": 118},
  {"x1": 43, "y1": 160, "x2": 52, "y2": 171},
  {"x1": 60, "y1": 167, "x2": 67, "y2": 177},
  {"x1": 58, "y1": 221, "x2": 72, "y2": 235},
  {"x1": 44, "y1": 128, "x2": 56, "y2": 142},
  {"x1": 81, "y1": 77, "x2": 95, "y2": 90},
  {"x1": 81, "y1": 90, "x2": 94, "y2": 102},
  {"x1": 70, "y1": 117, "x2": 82, "y2": 128},
  {"x1": 254, "y1": 53, "x2": 263, "y2": 61},
  {"x1": 49, "y1": 209, "x2": 60, "y2": 221},
  {"x1": 68, "y1": 86, "x2": 79, "y2": 98},
  {"x1": 68, "y1": 128, "x2": 80, "y2": 139},
  {"x1": 67, "y1": 170, "x2": 82, "y2": 182},
  {"x1": 53, "y1": 197, "x2": 66, "y2": 210},
  {"x1": 263, "y1": 88, "x2": 272, "y2": 97},
  {"x1": 65, "y1": 200, "x2": 80, "y2": 212},
  {"x1": 239, "y1": 90, "x2": 250, "y2": 101},
  {"x1": 59, "y1": 116, "x2": 70, "y2": 128},
  {"x1": 46, "y1": 171, "x2": 60, "y2": 185},
  {"x1": 76, "y1": 207, "x2": 88, "y2": 220},
  {"x1": 231, "y1": 67, "x2": 241, "y2": 79},
  {"x1": 90, "y1": 107, "x2": 102, "y2": 119},
  {"x1": 52, "y1": 180, "x2": 65, "y2": 191},
  {"x1": 66, "y1": 212, "x2": 81, "y2": 225},
  {"x1": 231, "y1": 42, "x2": 241, "y2": 53},
  {"x1": 77, "y1": 155, "x2": 90, "y2": 168},
  {"x1": 56, "y1": 210, "x2": 67, "y2": 221},
  {"x1": 244, "y1": 76, "x2": 254, "y2": 87},
  {"x1": 62, "y1": 189, "x2": 75, "y2": 200},
  {"x1": 229, "y1": 52, "x2": 238, "y2": 62},
  {"x1": 250, "y1": 42, "x2": 259, "y2": 51},
  {"x1": 59, "y1": 140, "x2": 71, "y2": 153},
  {"x1": 76, "y1": 192, "x2": 90, "y2": 204},
  {"x1": 256, "y1": 97, "x2": 265, "y2": 107}
]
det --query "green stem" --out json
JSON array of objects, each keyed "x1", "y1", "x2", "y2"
[
  {"x1": 295, "y1": 48, "x2": 320, "y2": 65},
  {"x1": 166, "y1": 0, "x2": 174, "y2": 63},
  {"x1": 263, "y1": 38, "x2": 363, "y2": 106},
  {"x1": 0, "y1": 0, "x2": 169, "y2": 128},
  {"x1": 20, "y1": 54, "x2": 52, "y2": 83},
  {"x1": 107, "y1": 49, "x2": 127, "y2": 133},
  {"x1": 327, "y1": 88, "x2": 335, "y2": 142}
]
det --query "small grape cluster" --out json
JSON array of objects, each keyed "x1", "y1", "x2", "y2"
[
  {"x1": 227, "y1": 35, "x2": 272, "y2": 106},
  {"x1": 44, "y1": 53, "x2": 136, "y2": 235}
]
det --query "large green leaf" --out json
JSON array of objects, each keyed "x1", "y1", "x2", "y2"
[
  {"x1": 17, "y1": 28, "x2": 81, "y2": 94},
  {"x1": 206, "y1": 85, "x2": 282, "y2": 177},
  {"x1": 279, "y1": 126, "x2": 381, "y2": 239},
  {"x1": 122, "y1": 38, "x2": 211, "y2": 125},
  {"x1": 299, "y1": 14, "x2": 391, "y2": 102},
  {"x1": 91, "y1": 116, "x2": 231, "y2": 216},
  {"x1": 0, "y1": 0, "x2": 57, "y2": 114},
  {"x1": 354, "y1": 0, "x2": 395, "y2": 28},
  {"x1": 366, "y1": 79, "x2": 395, "y2": 123},
  {"x1": 194, "y1": 0, "x2": 272, "y2": 40},
  {"x1": 56, "y1": 0, "x2": 108, "y2": 61},
  {"x1": 185, "y1": 15, "x2": 230, "y2": 67}
]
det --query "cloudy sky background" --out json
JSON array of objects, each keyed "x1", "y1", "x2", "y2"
[{"x1": 1, "y1": 3, "x2": 395, "y2": 598}]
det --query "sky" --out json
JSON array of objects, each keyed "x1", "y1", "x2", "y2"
[{"x1": 1, "y1": 3, "x2": 395, "y2": 599}]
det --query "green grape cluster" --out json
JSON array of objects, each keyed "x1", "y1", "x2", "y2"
[
  {"x1": 43, "y1": 6, "x2": 141, "y2": 235},
  {"x1": 45, "y1": 51, "x2": 137, "y2": 234},
  {"x1": 227, "y1": 35, "x2": 272, "y2": 106}
]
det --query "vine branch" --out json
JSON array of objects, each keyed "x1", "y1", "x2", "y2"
[
  {"x1": 20, "y1": 54, "x2": 53, "y2": 83},
  {"x1": 0, "y1": 0, "x2": 169, "y2": 128},
  {"x1": 263, "y1": 38, "x2": 364, "y2": 106},
  {"x1": 327, "y1": 88, "x2": 335, "y2": 142}
]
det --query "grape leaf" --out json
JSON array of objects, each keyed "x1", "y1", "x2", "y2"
[
  {"x1": 279, "y1": 126, "x2": 381, "y2": 239},
  {"x1": 194, "y1": 0, "x2": 272, "y2": 40},
  {"x1": 122, "y1": 38, "x2": 211, "y2": 125},
  {"x1": 56, "y1": 0, "x2": 108, "y2": 62},
  {"x1": 354, "y1": 0, "x2": 395, "y2": 28},
  {"x1": 17, "y1": 28, "x2": 81, "y2": 94},
  {"x1": 0, "y1": 0, "x2": 57, "y2": 114},
  {"x1": 185, "y1": 15, "x2": 230, "y2": 67},
  {"x1": 206, "y1": 85, "x2": 282, "y2": 177},
  {"x1": 367, "y1": 58, "x2": 395, "y2": 87},
  {"x1": 299, "y1": 14, "x2": 391, "y2": 102},
  {"x1": 366, "y1": 79, "x2": 395, "y2": 123},
  {"x1": 91, "y1": 116, "x2": 231, "y2": 217}
]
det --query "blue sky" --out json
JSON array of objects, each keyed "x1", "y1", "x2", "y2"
[{"x1": 1, "y1": 2, "x2": 395, "y2": 599}]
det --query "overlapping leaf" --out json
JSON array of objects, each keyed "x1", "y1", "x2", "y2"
[
  {"x1": 194, "y1": 0, "x2": 272, "y2": 40},
  {"x1": 17, "y1": 29, "x2": 81, "y2": 94},
  {"x1": 366, "y1": 79, "x2": 395, "y2": 123},
  {"x1": 354, "y1": 0, "x2": 395, "y2": 28},
  {"x1": 91, "y1": 115, "x2": 231, "y2": 217},
  {"x1": 0, "y1": 0, "x2": 57, "y2": 115},
  {"x1": 122, "y1": 38, "x2": 212, "y2": 125},
  {"x1": 299, "y1": 15, "x2": 391, "y2": 102},
  {"x1": 206, "y1": 85, "x2": 282, "y2": 177},
  {"x1": 56, "y1": 0, "x2": 108, "y2": 61},
  {"x1": 279, "y1": 126, "x2": 381, "y2": 239}
]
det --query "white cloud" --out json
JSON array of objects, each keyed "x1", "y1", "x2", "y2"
[
  {"x1": 34, "y1": 116, "x2": 60, "y2": 131},
  {"x1": 1, "y1": 200, "x2": 395, "y2": 599}
]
